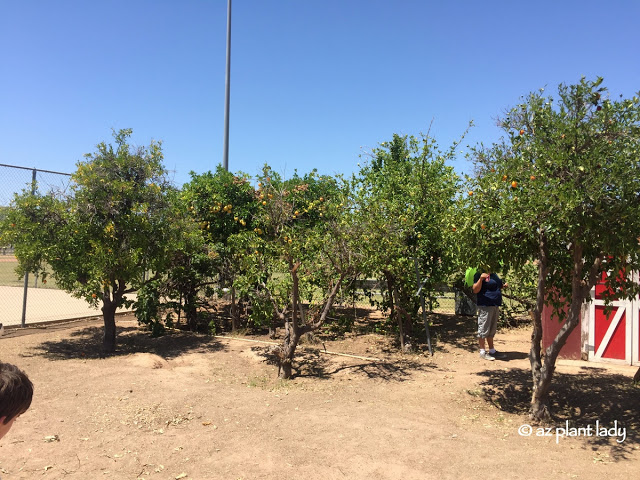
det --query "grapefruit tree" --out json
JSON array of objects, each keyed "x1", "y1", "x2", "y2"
[
  {"x1": 245, "y1": 167, "x2": 363, "y2": 378},
  {"x1": 460, "y1": 77, "x2": 640, "y2": 420}
]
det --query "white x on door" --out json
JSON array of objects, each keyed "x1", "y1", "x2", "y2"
[{"x1": 588, "y1": 272, "x2": 640, "y2": 366}]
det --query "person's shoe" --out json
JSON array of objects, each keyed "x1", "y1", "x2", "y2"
[
  {"x1": 490, "y1": 350, "x2": 507, "y2": 359},
  {"x1": 480, "y1": 351, "x2": 495, "y2": 361}
]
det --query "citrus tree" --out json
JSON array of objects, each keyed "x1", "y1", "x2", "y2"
[
  {"x1": 353, "y1": 133, "x2": 460, "y2": 350},
  {"x1": 135, "y1": 166, "x2": 260, "y2": 333},
  {"x1": 2, "y1": 129, "x2": 179, "y2": 352},
  {"x1": 182, "y1": 166, "x2": 258, "y2": 330},
  {"x1": 245, "y1": 167, "x2": 363, "y2": 378},
  {"x1": 133, "y1": 187, "x2": 212, "y2": 335},
  {"x1": 460, "y1": 77, "x2": 640, "y2": 420}
]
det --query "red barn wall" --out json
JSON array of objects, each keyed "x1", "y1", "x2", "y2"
[{"x1": 542, "y1": 304, "x2": 582, "y2": 359}]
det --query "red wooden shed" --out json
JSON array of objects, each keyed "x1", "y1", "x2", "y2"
[{"x1": 542, "y1": 273, "x2": 640, "y2": 366}]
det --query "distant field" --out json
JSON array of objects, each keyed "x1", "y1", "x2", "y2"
[{"x1": 0, "y1": 256, "x2": 60, "y2": 289}]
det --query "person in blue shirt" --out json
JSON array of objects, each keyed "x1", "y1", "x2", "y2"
[{"x1": 472, "y1": 270, "x2": 508, "y2": 360}]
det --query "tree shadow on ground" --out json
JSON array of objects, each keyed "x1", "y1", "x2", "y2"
[
  {"x1": 422, "y1": 312, "x2": 479, "y2": 352},
  {"x1": 26, "y1": 324, "x2": 226, "y2": 361},
  {"x1": 475, "y1": 366, "x2": 640, "y2": 457},
  {"x1": 319, "y1": 305, "x2": 389, "y2": 339},
  {"x1": 423, "y1": 312, "x2": 531, "y2": 357},
  {"x1": 320, "y1": 308, "x2": 486, "y2": 355},
  {"x1": 250, "y1": 345, "x2": 438, "y2": 382}
]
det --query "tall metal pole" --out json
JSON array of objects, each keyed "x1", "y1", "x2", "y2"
[{"x1": 222, "y1": 0, "x2": 232, "y2": 171}]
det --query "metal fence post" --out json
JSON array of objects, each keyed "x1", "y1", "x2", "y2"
[{"x1": 20, "y1": 168, "x2": 37, "y2": 327}]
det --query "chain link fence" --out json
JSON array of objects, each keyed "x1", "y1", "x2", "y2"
[{"x1": 0, "y1": 164, "x2": 107, "y2": 327}]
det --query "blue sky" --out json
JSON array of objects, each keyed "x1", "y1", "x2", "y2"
[{"x1": 1, "y1": 0, "x2": 639, "y2": 190}]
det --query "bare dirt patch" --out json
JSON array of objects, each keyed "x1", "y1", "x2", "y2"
[{"x1": 0, "y1": 312, "x2": 638, "y2": 479}]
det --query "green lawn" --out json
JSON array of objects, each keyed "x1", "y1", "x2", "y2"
[{"x1": 0, "y1": 258, "x2": 60, "y2": 289}]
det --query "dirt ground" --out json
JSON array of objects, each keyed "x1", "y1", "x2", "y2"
[{"x1": 0, "y1": 311, "x2": 638, "y2": 480}]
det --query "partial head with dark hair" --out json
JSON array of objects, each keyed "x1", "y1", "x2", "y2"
[{"x1": 0, "y1": 362, "x2": 33, "y2": 439}]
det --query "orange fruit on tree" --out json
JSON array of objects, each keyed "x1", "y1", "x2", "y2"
[
  {"x1": 519, "y1": 129, "x2": 525, "y2": 135},
  {"x1": 511, "y1": 181, "x2": 518, "y2": 188}
]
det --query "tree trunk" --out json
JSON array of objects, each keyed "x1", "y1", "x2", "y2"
[
  {"x1": 278, "y1": 326, "x2": 300, "y2": 379},
  {"x1": 278, "y1": 260, "x2": 302, "y2": 379},
  {"x1": 530, "y1": 390, "x2": 552, "y2": 422},
  {"x1": 102, "y1": 299, "x2": 118, "y2": 353},
  {"x1": 399, "y1": 289, "x2": 413, "y2": 342},
  {"x1": 383, "y1": 270, "x2": 396, "y2": 322},
  {"x1": 276, "y1": 259, "x2": 348, "y2": 379},
  {"x1": 279, "y1": 358, "x2": 293, "y2": 379},
  {"x1": 269, "y1": 319, "x2": 277, "y2": 339},
  {"x1": 530, "y1": 235, "x2": 548, "y2": 408},
  {"x1": 383, "y1": 271, "x2": 407, "y2": 350},
  {"x1": 185, "y1": 290, "x2": 198, "y2": 331},
  {"x1": 531, "y1": 304, "x2": 581, "y2": 419},
  {"x1": 530, "y1": 243, "x2": 589, "y2": 423},
  {"x1": 231, "y1": 286, "x2": 240, "y2": 332}
]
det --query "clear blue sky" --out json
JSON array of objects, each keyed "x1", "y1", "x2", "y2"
[{"x1": 1, "y1": 0, "x2": 639, "y2": 189}]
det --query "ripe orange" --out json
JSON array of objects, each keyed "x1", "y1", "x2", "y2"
[
  {"x1": 468, "y1": 191, "x2": 474, "y2": 196},
  {"x1": 530, "y1": 175, "x2": 536, "y2": 180},
  {"x1": 511, "y1": 181, "x2": 518, "y2": 188},
  {"x1": 481, "y1": 224, "x2": 486, "y2": 230},
  {"x1": 519, "y1": 129, "x2": 525, "y2": 135},
  {"x1": 502, "y1": 175, "x2": 508, "y2": 181}
]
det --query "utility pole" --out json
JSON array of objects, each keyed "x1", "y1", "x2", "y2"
[{"x1": 222, "y1": 0, "x2": 232, "y2": 171}]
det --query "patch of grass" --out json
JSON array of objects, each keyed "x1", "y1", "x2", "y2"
[
  {"x1": 0, "y1": 259, "x2": 23, "y2": 287},
  {"x1": 466, "y1": 388, "x2": 484, "y2": 397},
  {"x1": 0, "y1": 258, "x2": 61, "y2": 289},
  {"x1": 246, "y1": 374, "x2": 270, "y2": 388}
]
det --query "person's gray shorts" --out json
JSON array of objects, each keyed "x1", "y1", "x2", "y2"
[{"x1": 477, "y1": 305, "x2": 499, "y2": 338}]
